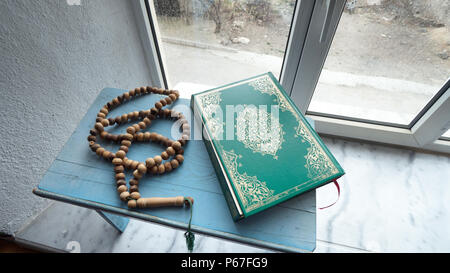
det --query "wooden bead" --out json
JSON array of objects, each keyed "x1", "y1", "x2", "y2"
[
  {"x1": 103, "y1": 133, "x2": 112, "y2": 140},
  {"x1": 101, "y1": 119, "x2": 109, "y2": 127},
  {"x1": 149, "y1": 132, "x2": 158, "y2": 141},
  {"x1": 133, "y1": 124, "x2": 140, "y2": 132},
  {"x1": 129, "y1": 179, "x2": 139, "y2": 186},
  {"x1": 166, "y1": 147, "x2": 175, "y2": 156},
  {"x1": 156, "y1": 134, "x2": 164, "y2": 143},
  {"x1": 119, "y1": 146, "x2": 129, "y2": 153},
  {"x1": 135, "y1": 133, "x2": 143, "y2": 142},
  {"x1": 157, "y1": 164, "x2": 165, "y2": 174},
  {"x1": 175, "y1": 154, "x2": 184, "y2": 163},
  {"x1": 144, "y1": 132, "x2": 151, "y2": 141},
  {"x1": 126, "y1": 127, "x2": 135, "y2": 134},
  {"x1": 130, "y1": 192, "x2": 141, "y2": 200},
  {"x1": 116, "y1": 180, "x2": 127, "y2": 187},
  {"x1": 129, "y1": 185, "x2": 139, "y2": 193},
  {"x1": 87, "y1": 135, "x2": 96, "y2": 142},
  {"x1": 161, "y1": 151, "x2": 169, "y2": 160},
  {"x1": 113, "y1": 98, "x2": 120, "y2": 105},
  {"x1": 165, "y1": 97, "x2": 173, "y2": 105},
  {"x1": 90, "y1": 143, "x2": 100, "y2": 152},
  {"x1": 108, "y1": 118, "x2": 115, "y2": 125},
  {"x1": 94, "y1": 122, "x2": 104, "y2": 132},
  {"x1": 150, "y1": 107, "x2": 158, "y2": 115},
  {"x1": 133, "y1": 169, "x2": 143, "y2": 179},
  {"x1": 96, "y1": 147, "x2": 105, "y2": 156},
  {"x1": 164, "y1": 162, "x2": 172, "y2": 172},
  {"x1": 150, "y1": 166, "x2": 158, "y2": 174},
  {"x1": 100, "y1": 108, "x2": 109, "y2": 115},
  {"x1": 137, "y1": 164, "x2": 147, "y2": 174},
  {"x1": 121, "y1": 140, "x2": 131, "y2": 147},
  {"x1": 138, "y1": 121, "x2": 146, "y2": 129},
  {"x1": 160, "y1": 99, "x2": 167, "y2": 106},
  {"x1": 169, "y1": 94, "x2": 177, "y2": 101},
  {"x1": 135, "y1": 87, "x2": 141, "y2": 95},
  {"x1": 117, "y1": 185, "x2": 127, "y2": 193},
  {"x1": 143, "y1": 117, "x2": 151, "y2": 126},
  {"x1": 115, "y1": 173, "x2": 125, "y2": 180},
  {"x1": 123, "y1": 133, "x2": 133, "y2": 141},
  {"x1": 154, "y1": 156, "x2": 162, "y2": 165},
  {"x1": 130, "y1": 160, "x2": 139, "y2": 170},
  {"x1": 123, "y1": 158, "x2": 132, "y2": 169},
  {"x1": 124, "y1": 92, "x2": 130, "y2": 100},
  {"x1": 155, "y1": 102, "x2": 163, "y2": 109},
  {"x1": 145, "y1": 158, "x2": 155, "y2": 168},
  {"x1": 114, "y1": 165, "x2": 124, "y2": 173},
  {"x1": 121, "y1": 114, "x2": 128, "y2": 123},
  {"x1": 97, "y1": 112, "x2": 106, "y2": 119},
  {"x1": 172, "y1": 141, "x2": 182, "y2": 151},
  {"x1": 112, "y1": 158, "x2": 123, "y2": 165},
  {"x1": 102, "y1": 151, "x2": 111, "y2": 160},
  {"x1": 116, "y1": 150, "x2": 126, "y2": 159},
  {"x1": 111, "y1": 134, "x2": 119, "y2": 142},
  {"x1": 171, "y1": 159, "x2": 179, "y2": 169},
  {"x1": 128, "y1": 199, "x2": 137, "y2": 208},
  {"x1": 120, "y1": 191, "x2": 130, "y2": 201}
]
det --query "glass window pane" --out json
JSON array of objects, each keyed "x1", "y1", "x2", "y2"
[
  {"x1": 152, "y1": 0, "x2": 296, "y2": 88},
  {"x1": 308, "y1": 1, "x2": 450, "y2": 125}
]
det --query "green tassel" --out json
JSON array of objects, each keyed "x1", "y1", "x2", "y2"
[
  {"x1": 185, "y1": 231, "x2": 195, "y2": 252},
  {"x1": 184, "y1": 197, "x2": 195, "y2": 252}
]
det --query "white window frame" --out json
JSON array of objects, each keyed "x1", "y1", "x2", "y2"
[{"x1": 133, "y1": 0, "x2": 450, "y2": 155}]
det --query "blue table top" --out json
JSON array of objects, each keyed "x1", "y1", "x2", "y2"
[{"x1": 34, "y1": 88, "x2": 316, "y2": 253}]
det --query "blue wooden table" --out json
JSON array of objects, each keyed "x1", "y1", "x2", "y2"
[{"x1": 33, "y1": 88, "x2": 316, "y2": 253}]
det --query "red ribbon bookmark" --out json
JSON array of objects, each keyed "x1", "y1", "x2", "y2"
[{"x1": 319, "y1": 180, "x2": 340, "y2": 210}]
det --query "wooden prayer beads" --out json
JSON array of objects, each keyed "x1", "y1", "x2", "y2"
[{"x1": 87, "y1": 86, "x2": 193, "y2": 209}]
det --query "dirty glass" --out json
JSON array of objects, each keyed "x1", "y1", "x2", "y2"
[
  {"x1": 308, "y1": 1, "x2": 450, "y2": 125},
  {"x1": 152, "y1": 0, "x2": 297, "y2": 88}
]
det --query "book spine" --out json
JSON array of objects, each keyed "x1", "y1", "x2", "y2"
[{"x1": 191, "y1": 96, "x2": 243, "y2": 221}]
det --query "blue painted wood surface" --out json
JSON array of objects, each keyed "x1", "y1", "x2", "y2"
[
  {"x1": 96, "y1": 211, "x2": 129, "y2": 233},
  {"x1": 34, "y1": 88, "x2": 316, "y2": 252}
]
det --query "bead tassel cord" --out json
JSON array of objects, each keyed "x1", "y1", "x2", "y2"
[{"x1": 87, "y1": 86, "x2": 195, "y2": 250}]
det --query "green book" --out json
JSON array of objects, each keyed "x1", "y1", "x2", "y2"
[{"x1": 191, "y1": 72, "x2": 345, "y2": 221}]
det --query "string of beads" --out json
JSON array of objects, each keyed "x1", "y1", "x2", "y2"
[{"x1": 87, "y1": 86, "x2": 193, "y2": 209}]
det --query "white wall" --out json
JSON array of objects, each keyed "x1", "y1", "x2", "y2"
[{"x1": 0, "y1": 0, "x2": 153, "y2": 236}]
